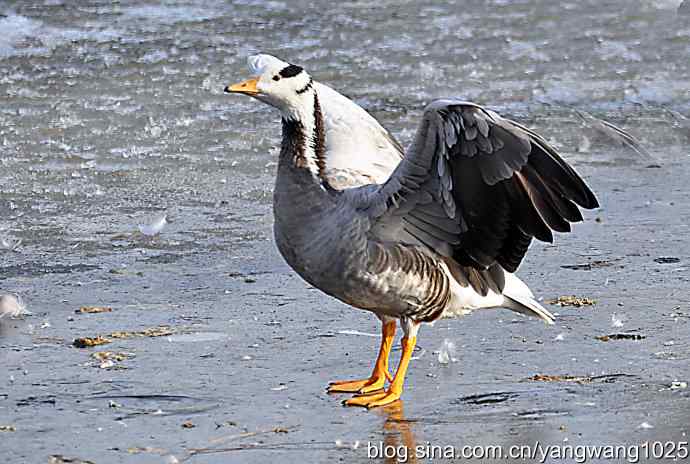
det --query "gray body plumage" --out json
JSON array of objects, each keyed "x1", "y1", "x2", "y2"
[
  {"x1": 255, "y1": 59, "x2": 598, "y2": 327},
  {"x1": 273, "y1": 118, "x2": 450, "y2": 321}
]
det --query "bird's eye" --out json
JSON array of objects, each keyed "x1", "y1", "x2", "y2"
[{"x1": 272, "y1": 75, "x2": 280, "y2": 81}]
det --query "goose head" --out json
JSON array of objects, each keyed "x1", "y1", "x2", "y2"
[{"x1": 225, "y1": 54, "x2": 314, "y2": 120}]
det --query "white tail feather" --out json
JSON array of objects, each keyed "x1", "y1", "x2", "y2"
[
  {"x1": 503, "y1": 294, "x2": 555, "y2": 325},
  {"x1": 501, "y1": 272, "x2": 554, "y2": 324}
]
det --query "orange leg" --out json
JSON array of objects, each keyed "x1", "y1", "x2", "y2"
[
  {"x1": 328, "y1": 320, "x2": 396, "y2": 394},
  {"x1": 344, "y1": 335, "x2": 416, "y2": 408}
]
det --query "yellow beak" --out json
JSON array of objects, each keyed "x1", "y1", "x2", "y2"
[{"x1": 224, "y1": 77, "x2": 260, "y2": 95}]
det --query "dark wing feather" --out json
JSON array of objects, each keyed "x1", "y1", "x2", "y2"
[{"x1": 362, "y1": 99, "x2": 598, "y2": 273}]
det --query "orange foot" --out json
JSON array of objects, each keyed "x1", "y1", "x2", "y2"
[
  {"x1": 344, "y1": 389, "x2": 401, "y2": 408},
  {"x1": 344, "y1": 335, "x2": 416, "y2": 409},
  {"x1": 327, "y1": 372, "x2": 391, "y2": 394},
  {"x1": 327, "y1": 320, "x2": 396, "y2": 394}
]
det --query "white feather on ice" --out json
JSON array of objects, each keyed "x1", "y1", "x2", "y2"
[
  {"x1": 437, "y1": 338, "x2": 457, "y2": 364},
  {"x1": 0, "y1": 235, "x2": 22, "y2": 251},
  {"x1": 0, "y1": 294, "x2": 29, "y2": 319},
  {"x1": 138, "y1": 213, "x2": 167, "y2": 236},
  {"x1": 611, "y1": 313, "x2": 625, "y2": 328}
]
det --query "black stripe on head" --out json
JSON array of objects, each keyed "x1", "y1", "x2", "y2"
[{"x1": 279, "y1": 64, "x2": 303, "y2": 78}]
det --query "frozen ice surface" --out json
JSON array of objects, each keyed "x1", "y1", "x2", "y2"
[
  {"x1": 166, "y1": 332, "x2": 228, "y2": 343},
  {"x1": 336, "y1": 329, "x2": 379, "y2": 337}
]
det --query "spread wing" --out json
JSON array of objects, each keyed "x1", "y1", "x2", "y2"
[{"x1": 358, "y1": 99, "x2": 599, "y2": 273}]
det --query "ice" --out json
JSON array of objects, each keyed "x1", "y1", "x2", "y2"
[
  {"x1": 0, "y1": 14, "x2": 43, "y2": 59},
  {"x1": 506, "y1": 40, "x2": 551, "y2": 62},
  {"x1": 166, "y1": 332, "x2": 228, "y2": 343},
  {"x1": 625, "y1": 79, "x2": 683, "y2": 105},
  {"x1": 122, "y1": 5, "x2": 224, "y2": 25},
  {"x1": 337, "y1": 329, "x2": 379, "y2": 337},
  {"x1": 533, "y1": 80, "x2": 585, "y2": 105},
  {"x1": 138, "y1": 213, "x2": 168, "y2": 236},
  {"x1": 437, "y1": 338, "x2": 457, "y2": 364},
  {"x1": 0, "y1": 294, "x2": 29, "y2": 319},
  {"x1": 645, "y1": 0, "x2": 684, "y2": 9},
  {"x1": 597, "y1": 41, "x2": 642, "y2": 62},
  {"x1": 0, "y1": 13, "x2": 119, "y2": 60},
  {"x1": 139, "y1": 50, "x2": 169, "y2": 64}
]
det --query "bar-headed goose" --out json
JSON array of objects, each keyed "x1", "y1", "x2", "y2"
[{"x1": 226, "y1": 54, "x2": 598, "y2": 408}]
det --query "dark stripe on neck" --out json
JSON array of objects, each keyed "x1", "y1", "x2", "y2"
[
  {"x1": 279, "y1": 94, "x2": 329, "y2": 189},
  {"x1": 281, "y1": 118, "x2": 306, "y2": 165},
  {"x1": 296, "y1": 77, "x2": 313, "y2": 95},
  {"x1": 312, "y1": 94, "x2": 327, "y2": 182}
]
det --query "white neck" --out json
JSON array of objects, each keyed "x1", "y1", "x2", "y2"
[{"x1": 280, "y1": 89, "x2": 325, "y2": 181}]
